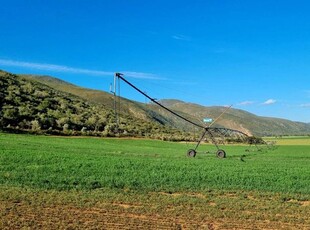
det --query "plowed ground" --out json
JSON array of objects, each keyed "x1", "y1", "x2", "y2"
[{"x1": 1, "y1": 188, "x2": 309, "y2": 229}]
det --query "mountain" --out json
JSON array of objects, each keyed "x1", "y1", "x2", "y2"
[{"x1": 1, "y1": 69, "x2": 310, "y2": 137}]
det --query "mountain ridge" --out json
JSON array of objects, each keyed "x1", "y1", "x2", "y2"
[
  {"x1": 1, "y1": 70, "x2": 309, "y2": 136},
  {"x1": 158, "y1": 99, "x2": 310, "y2": 136},
  {"x1": 22, "y1": 73, "x2": 310, "y2": 136}
]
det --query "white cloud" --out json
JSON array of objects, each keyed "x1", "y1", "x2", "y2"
[
  {"x1": 171, "y1": 34, "x2": 190, "y2": 41},
  {"x1": 121, "y1": 71, "x2": 160, "y2": 79},
  {"x1": 300, "y1": 103, "x2": 310, "y2": 108},
  {"x1": 237, "y1": 101, "x2": 254, "y2": 106},
  {"x1": 0, "y1": 59, "x2": 160, "y2": 80},
  {"x1": 169, "y1": 80, "x2": 197, "y2": 86},
  {"x1": 262, "y1": 99, "x2": 277, "y2": 105}
]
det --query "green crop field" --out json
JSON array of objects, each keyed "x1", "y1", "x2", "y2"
[
  {"x1": 264, "y1": 136, "x2": 310, "y2": 145},
  {"x1": 1, "y1": 133, "x2": 310, "y2": 229}
]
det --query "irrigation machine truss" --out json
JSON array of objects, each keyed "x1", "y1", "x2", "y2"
[{"x1": 112, "y1": 73, "x2": 271, "y2": 158}]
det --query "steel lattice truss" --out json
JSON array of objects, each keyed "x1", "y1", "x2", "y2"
[{"x1": 207, "y1": 127, "x2": 248, "y2": 139}]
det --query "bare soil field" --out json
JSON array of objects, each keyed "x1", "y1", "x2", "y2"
[{"x1": 1, "y1": 187, "x2": 309, "y2": 229}]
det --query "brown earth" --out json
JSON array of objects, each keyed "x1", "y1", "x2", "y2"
[{"x1": 1, "y1": 189, "x2": 309, "y2": 230}]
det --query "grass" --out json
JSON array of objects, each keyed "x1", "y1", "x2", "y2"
[
  {"x1": 1, "y1": 133, "x2": 310, "y2": 229},
  {"x1": 1, "y1": 133, "x2": 309, "y2": 194},
  {"x1": 264, "y1": 136, "x2": 310, "y2": 145}
]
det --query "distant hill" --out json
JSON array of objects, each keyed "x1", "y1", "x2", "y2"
[
  {"x1": 1, "y1": 70, "x2": 309, "y2": 137},
  {"x1": 21, "y1": 74, "x2": 170, "y2": 124},
  {"x1": 158, "y1": 99, "x2": 310, "y2": 136}
]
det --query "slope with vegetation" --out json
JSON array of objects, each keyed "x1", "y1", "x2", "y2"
[{"x1": 0, "y1": 70, "x2": 187, "y2": 140}]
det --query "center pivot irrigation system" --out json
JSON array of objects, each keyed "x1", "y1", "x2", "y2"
[{"x1": 113, "y1": 73, "x2": 253, "y2": 158}]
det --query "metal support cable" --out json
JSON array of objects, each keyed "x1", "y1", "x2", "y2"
[
  {"x1": 115, "y1": 73, "x2": 205, "y2": 129},
  {"x1": 114, "y1": 73, "x2": 249, "y2": 139}
]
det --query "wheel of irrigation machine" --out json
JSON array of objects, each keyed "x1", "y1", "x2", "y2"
[
  {"x1": 216, "y1": 149, "x2": 226, "y2": 158},
  {"x1": 187, "y1": 149, "x2": 197, "y2": 157}
]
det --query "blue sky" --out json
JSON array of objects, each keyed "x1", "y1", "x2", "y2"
[{"x1": 1, "y1": 0, "x2": 310, "y2": 122}]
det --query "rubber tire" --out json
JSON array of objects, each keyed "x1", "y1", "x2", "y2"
[
  {"x1": 216, "y1": 149, "x2": 226, "y2": 158},
  {"x1": 187, "y1": 149, "x2": 197, "y2": 157}
]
